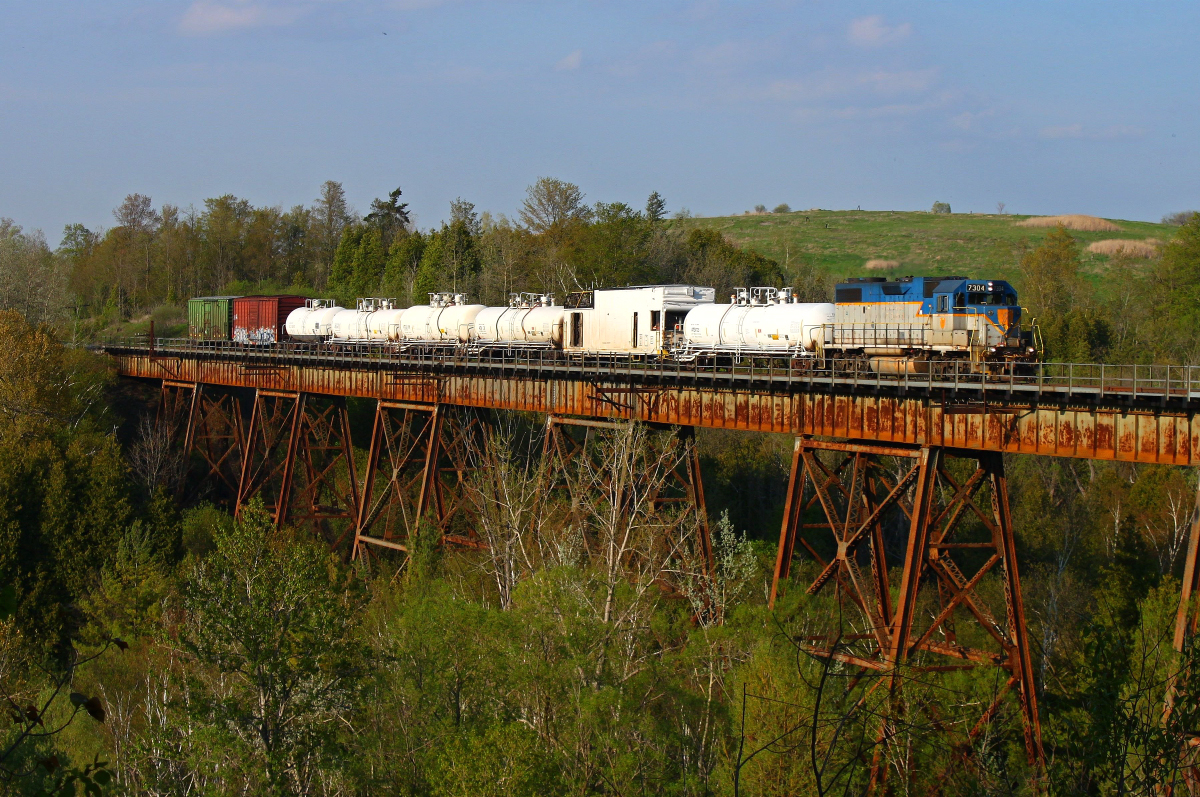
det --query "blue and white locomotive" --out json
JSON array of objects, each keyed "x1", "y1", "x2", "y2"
[{"x1": 822, "y1": 275, "x2": 1035, "y2": 369}]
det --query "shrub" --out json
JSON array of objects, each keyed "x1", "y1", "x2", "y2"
[
  {"x1": 931, "y1": 202, "x2": 951, "y2": 214},
  {"x1": 772, "y1": 203, "x2": 791, "y2": 214},
  {"x1": 1163, "y1": 210, "x2": 1198, "y2": 226}
]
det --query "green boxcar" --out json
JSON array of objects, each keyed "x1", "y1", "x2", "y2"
[{"x1": 187, "y1": 296, "x2": 241, "y2": 340}]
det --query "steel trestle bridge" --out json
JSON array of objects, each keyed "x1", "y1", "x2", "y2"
[{"x1": 103, "y1": 338, "x2": 1200, "y2": 785}]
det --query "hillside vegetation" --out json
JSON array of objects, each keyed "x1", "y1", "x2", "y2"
[{"x1": 677, "y1": 209, "x2": 1172, "y2": 288}]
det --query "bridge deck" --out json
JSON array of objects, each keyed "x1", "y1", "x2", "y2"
[{"x1": 103, "y1": 340, "x2": 1200, "y2": 465}]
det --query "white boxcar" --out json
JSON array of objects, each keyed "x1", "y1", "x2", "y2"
[{"x1": 561, "y1": 285, "x2": 716, "y2": 355}]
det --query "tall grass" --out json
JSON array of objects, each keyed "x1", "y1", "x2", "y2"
[
  {"x1": 1014, "y1": 214, "x2": 1121, "y2": 232},
  {"x1": 863, "y1": 259, "x2": 900, "y2": 270},
  {"x1": 1086, "y1": 239, "x2": 1160, "y2": 259}
]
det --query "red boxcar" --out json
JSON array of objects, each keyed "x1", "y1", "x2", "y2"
[{"x1": 232, "y1": 295, "x2": 307, "y2": 345}]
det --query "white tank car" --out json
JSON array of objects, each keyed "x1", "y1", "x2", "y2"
[
  {"x1": 399, "y1": 293, "x2": 486, "y2": 343},
  {"x1": 682, "y1": 287, "x2": 834, "y2": 354},
  {"x1": 284, "y1": 299, "x2": 344, "y2": 342},
  {"x1": 366, "y1": 305, "x2": 405, "y2": 341},
  {"x1": 474, "y1": 294, "x2": 564, "y2": 346},
  {"x1": 330, "y1": 298, "x2": 395, "y2": 341}
]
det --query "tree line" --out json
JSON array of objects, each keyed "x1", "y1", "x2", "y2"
[
  {"x1": 26, "y1": 178, "x2": 822, "y2": 332},
  {"x1": 8, "y1": 175, "x2": 1200, "y2": 366}
]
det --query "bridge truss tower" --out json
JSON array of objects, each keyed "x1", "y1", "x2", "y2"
[{"x1": 770, "y1": 437, "x2": 1044, "y2": 782}]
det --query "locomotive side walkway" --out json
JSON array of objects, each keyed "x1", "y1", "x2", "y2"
[{"x1": 102, "y1": 338, "x2": 1200, "y2": 465}]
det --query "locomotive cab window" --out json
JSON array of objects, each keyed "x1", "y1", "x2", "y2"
[
  {"x1": 969, "y1": 292, "x2": 1009, "y2": 306},
  {"x1": 936, "y1": 295, "x2": 949, "y2": 313},
  {"x1": 954, "y1": 293, "x2": 966, "y2": 309},
  {"x1": 650, "y1": 310, "x2": 660, "y2": 331}
]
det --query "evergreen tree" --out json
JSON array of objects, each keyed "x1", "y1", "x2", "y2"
[
  {"x1": 365, "y1": 186, "x2": 411, "y2": 253},
  {"x1": 645, "y1": 191, "x2": 666, "y2": 223},
  {"x1": 329, "y1": 224, "x2": 386, "y2": 301}
]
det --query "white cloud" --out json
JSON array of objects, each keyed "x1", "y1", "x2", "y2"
[
  {"x1": 1039, "y1": 124, "x2": 1084, "y2": 139},
  {"x1": 848, "y1": 15, "x2": 912, "y2": 47},
  {"x1": 951, "y1": 108, "x2": 995, "y2": 131},
  {"x1": 860, "y1": 69, "x2": 934, "y2": 94},
  {"x1": 390, "y1": 0, "x2": 460, "y2": 9},
  {"x1": 607, "y1": 40, "x2": 676, "y2": 78},
  {"x1": 691, "y1": 38, "x2": 776, "y2": 72},
  {"x1": 804, "y1": 92, "x2": 955, "y2": 122},
  {"x1": 1095, "y1": 124, "x2": 1146, "y2": 139},
  {"x1": 685, "y1": 0, "x2": 721, "y2": 22},
  {"x1": 179, "y1": 0, "x2": 463, "y2": 36},
  {"x1": 1039, "y1": 124, "x2": 1146, "y2": 140},
  {"x1": 179, "y1": 1, "x2": 304, "y2": 35},
  {"x1": 766, "y1": 69, "x2": 936, "y2": 102},
  {"x1": 555, "y1": 49, "x2": 583, "y2": 71}
]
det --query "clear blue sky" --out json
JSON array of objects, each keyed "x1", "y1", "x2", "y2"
[{"x1": 2, "y1": 1, "x2": 1197, "y2": 242}]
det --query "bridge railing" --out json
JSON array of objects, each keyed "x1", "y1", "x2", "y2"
[{"x1": 101, "y1": 336, "x2": 1200, "y2": 405}]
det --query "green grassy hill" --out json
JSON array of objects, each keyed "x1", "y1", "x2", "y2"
[{"x1": 675, "y1": 210, "x2": 1172, "y2": 289}]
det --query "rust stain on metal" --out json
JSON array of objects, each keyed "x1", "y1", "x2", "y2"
[
  {"x1": 1058, "y1": 420, "x2": 1076, "y2": 450},
  {"x1": 111, "y1": 353, "x2": 1200, "y2": 465}
]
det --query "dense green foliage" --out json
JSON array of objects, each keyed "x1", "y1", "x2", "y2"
[{"x1": 3, "y1": 186, "x2": 1200, "y2": 794}]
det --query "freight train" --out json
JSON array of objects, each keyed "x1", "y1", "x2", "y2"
[{"x1": 187, "y1": 275, "x2": 1037, "y2": 369}]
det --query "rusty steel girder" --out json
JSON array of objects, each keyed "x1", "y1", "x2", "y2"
[
  {"x1": 115, "y1": 353, "x2": 1198, "y2": 465},
  {"x1": 182, "y1": 384, "x2": 245, "y2": 501},
  {"x1": 235, "y1": 390, "x2": 359, "y2": 546},
  {"x1": 353, "y1": 401, "x2": 486, "y2": 559},
  {"x1": 770, "y1": 438, "x2": 1044, "y2": 781}
]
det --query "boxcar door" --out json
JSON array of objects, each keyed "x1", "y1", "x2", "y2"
[{"x1": 571, "y1": 312, "x2": 583, "y2": 347}]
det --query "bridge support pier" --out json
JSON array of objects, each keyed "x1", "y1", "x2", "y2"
[
  {"x1": 157, "y1": 380, "x2": 197, "y2": 445},
  {"x1": 181, "y1": 384, "x2": 245, "y2": 501},
  {"x1": 157, "y1": 381, "x2": 245, "y2": 504},
  {"x1": 1175, "y1": 482, "x2": 1200, "y2": 651},
  {"x1": 235, "y1": 390, "x2": 359, "y2": 548},
  {"x1": 770, "y1": 438, "x2": 1044, "y2": 784},
  {"x1": 353, "y1": 402, "x2": 486, "y2": 561}
]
